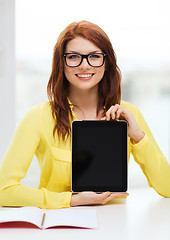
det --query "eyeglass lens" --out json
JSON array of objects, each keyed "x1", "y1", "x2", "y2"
[{"x1": 65, "y1": 53, "x2": 105, "y2": 67}]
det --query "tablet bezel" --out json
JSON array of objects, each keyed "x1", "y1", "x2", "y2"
[{"x1": 71, "y1": 120, "x2": 128, "y2": 193}]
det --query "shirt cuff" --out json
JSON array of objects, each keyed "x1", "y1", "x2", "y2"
[
  {"x1": 42, "y1": 188, "x2": 73, "y2": 209},
  {"x1": 130, "y1": 133, "x2": 149, "y2": 150}
]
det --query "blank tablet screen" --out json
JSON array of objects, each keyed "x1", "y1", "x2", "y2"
[{"x1": 71, "y1": 120, "x2": 128, "y2": 192}]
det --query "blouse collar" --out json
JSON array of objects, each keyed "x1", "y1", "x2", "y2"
[{"x1": 67, "y1": 98, "x2": 73, "y2": 110}]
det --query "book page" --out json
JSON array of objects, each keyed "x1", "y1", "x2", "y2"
[
  {"x1": 0, "y1": 207, "x2": 44, "y2": 228},
  {"x1": 43, "y1": 208, "x2": 98, "y2": 229}
]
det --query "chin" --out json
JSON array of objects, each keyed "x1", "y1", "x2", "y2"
[{"x1": 77, "y1": 83, "x2": 98, "y2": 91}]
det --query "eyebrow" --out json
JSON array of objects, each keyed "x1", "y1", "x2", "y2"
[{"x1": 66, "y1": 50, "x2": 102, "y2": 54}]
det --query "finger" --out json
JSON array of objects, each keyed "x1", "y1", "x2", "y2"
[
  {"x1": 99, "y1": 191, "x2": 111, "y2": 199},
  {"x1": 117, "y1": 107, "x2": 131, "y2": 121},
  {"x1": 106, "y1": 105, "x2": 118, "y2": 120},
  {"x1": 113, "y1": 104, "x2": 125, "y2": 119},
  {"x1": 105, "y1": 108, "x2": 112, "y2": 120},
  {"x1": 95, "y1": 192, "x2": 111, "y2": 202},
  {"x1": 116, "y1": 108, "x2": 125, "y2": 119},
  {"x1": 109, "y1": 104, "x2": 122, "y2": 120},
  {"x1": 100, "y1": 116, "x2": 106, "y2": 120},
  {"x1": 111, "y1": 192, "x2": 129, "y2": 199},
  {"x1": 110, "y1": 111, "x2": 116, "y2": 120},
  {"x1": 114, "y1": 192, "x2": 129, "y2": 197},
  {"x1": 103, "y1": 192, "x2": 129, "y2": 203}
]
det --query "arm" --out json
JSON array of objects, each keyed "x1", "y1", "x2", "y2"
[
  {"x1": 101, "y1": 102, "x2": 170, "y2": 197},
  {"x1": 0, "y1": 105, "x2": 72, "y2": 209},
  {"x1": 130, "y1": 105, "x2": 170, "y2": 197}
]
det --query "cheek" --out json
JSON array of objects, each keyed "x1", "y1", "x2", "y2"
[
  {"x1": 97, "y1": 66, "x2": 105, "y2": 79},
  {"x1": 64, "y1": 66, "x2": 74, "y2": 80}
]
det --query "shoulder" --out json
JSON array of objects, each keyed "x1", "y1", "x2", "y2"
[
  {"x1": 18, "y1": 101, "x2": 52, "y2": 127},
  {"x1": 24, "y1": 101, "x2": 52, "y2": 117},
  {"x1": 120, "y1": 100, "x2": 143, "y2": 120},
  {"x1": 120, "y1": 100, "x2": 147, "y2": 127},
  {"x1": 120, "y1": 100, "x2": 139, "y2": 113}
]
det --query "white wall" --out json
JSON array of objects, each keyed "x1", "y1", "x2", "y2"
[{"x1": 0, "y1": 0, "x2": 15, "y2": 161}]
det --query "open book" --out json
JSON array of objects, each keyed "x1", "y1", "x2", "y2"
[{"x1": 0, "y1": 207, "x2": 98, "y2": 229}]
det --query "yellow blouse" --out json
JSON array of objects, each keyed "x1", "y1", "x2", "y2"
[{"x1": 0, "y1": 101, "x2": 170, "y2": 209}]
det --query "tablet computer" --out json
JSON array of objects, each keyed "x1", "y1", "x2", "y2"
[{"x1": 71, "y1": 120, "x2": 128, "y2": 193}]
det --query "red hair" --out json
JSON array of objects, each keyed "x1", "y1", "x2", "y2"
[{"x1": 47, "y1": 20, "x2": 121, "y2": 141}]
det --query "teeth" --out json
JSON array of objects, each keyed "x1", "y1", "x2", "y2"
[{"x1": 77, "y1": 74, "x2": 93, "y2": 78}]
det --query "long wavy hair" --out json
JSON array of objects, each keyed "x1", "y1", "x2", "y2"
[{"x1": 47, "y1": 20, "x2": 122, "y2": 141}]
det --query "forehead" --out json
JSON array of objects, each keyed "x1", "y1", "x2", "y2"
[{"x1": 65, "y1": 36, "x2": 101, "y2": 53}]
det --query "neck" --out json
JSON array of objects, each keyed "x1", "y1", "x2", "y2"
[{"x1": 68, "y1": 86, "x2": 98, "y2": 111}]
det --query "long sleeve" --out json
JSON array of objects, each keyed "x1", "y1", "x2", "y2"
[
  {"x1": 0, "y1": 104, "x2": 72, "y2": 209},
  {"x1": 129, "y1": 104, "x2": 170, "y2": 197}
]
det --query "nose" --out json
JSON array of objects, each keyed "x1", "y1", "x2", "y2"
[{"x1": 79, "y1": 58, "x2": 90, "y2": 69}]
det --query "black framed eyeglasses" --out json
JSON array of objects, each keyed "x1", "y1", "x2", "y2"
[{"x1": 63, "y1": 52, "x2": 107, "y2": 67}]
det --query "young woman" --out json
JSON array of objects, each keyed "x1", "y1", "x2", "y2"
[{"x1": 0, "y1": 21, "x2": 169, "y2": 209}]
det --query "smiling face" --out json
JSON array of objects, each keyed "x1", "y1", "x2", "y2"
[{"x1": 64, "y1": 36, "x2": 105, "y2": 92}]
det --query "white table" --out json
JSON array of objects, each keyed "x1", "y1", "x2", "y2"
[{"x1": 0, "y1": 187, "x2": 170, "y2": 240}]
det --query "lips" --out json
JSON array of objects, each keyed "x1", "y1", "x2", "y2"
[{"x1": 75, "y1": 73, "x2": 94, "y2": 78}]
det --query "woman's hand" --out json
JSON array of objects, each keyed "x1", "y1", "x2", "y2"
[
  {"x1": 70, "y1": 191, "x2": 129, "y2": 207},
  {"x1": 101, "y1": 104, "x2": 144, "y2": 143}
]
